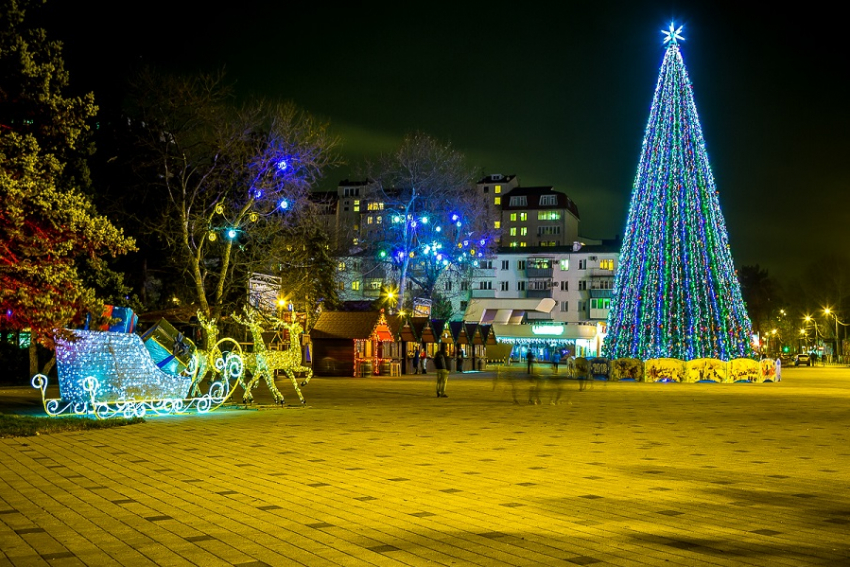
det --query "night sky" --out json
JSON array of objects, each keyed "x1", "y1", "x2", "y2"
[{"x1": 34, "y1": 1, "x2": 849, "y2": 283}]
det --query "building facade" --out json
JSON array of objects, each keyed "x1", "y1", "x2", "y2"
[{"x1": 319, "y1": 173, "x2": 620, "y2": 360}]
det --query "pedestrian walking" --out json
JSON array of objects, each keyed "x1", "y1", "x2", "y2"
[
  {"x1": 434, "y1": 344, "x2": 450, "y2": 398},
  {"x1": 456, "y1": 347, "x2": 464, "y2": 373},
  {"x1": 412, "y1": 348, "x2": 420, "y2": 374},
  {"x1": 420, "y1": 346, "x2": 427, "y2": 375},
  {"x1": 552, "y1": 351, "x2": 561, "y2": 374},
  {"x1": 526, "y1": 350, "x2": 535, "y2": 374}
]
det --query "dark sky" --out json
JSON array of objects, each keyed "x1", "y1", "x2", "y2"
[{"x1": 35, "y1": 1, "x2": 849, "y2": 284}]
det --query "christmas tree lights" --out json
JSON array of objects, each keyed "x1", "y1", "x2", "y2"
[{"x1": 603, "y1": 24, "x2": 753, "y2": 361}]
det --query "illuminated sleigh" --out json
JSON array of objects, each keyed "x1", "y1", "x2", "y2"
[{"x1": 31, "y1": 329, "x2": 245, "y2": 419}]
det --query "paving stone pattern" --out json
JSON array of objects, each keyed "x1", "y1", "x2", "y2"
[{"x1": 1, "y1": 365, "x2": 849, "y2": 566}]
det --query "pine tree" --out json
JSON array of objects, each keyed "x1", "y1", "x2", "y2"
[
  {"x1": 603, "y1": 24, "x2": 752, "y2": 361},
  {"x1": 0, "y1": 0, "x2": 135, "y2": 348}
]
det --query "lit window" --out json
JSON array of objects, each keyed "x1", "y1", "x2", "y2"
[
  {"x1": 520, "y1": 242, "x2": 527, "y2": 247},
  {"x1": 494, "y1": 221, "x2": 500, "y2": 229},
  {"x1": 519, "y1": 213, "x2": 527, "y2": 222},
  {"x1": 520, "y1": 227, "x2": 527, "y2": 236},
  {"x1": 495, "y1": 185, "x2": 502, "y2": 194},
  {"x1": 510, "y1": 242, "x2": 518, "y2": 248},
  {"x1": 351, "y1": 281, "x2": 361, "y2": 291},
  {"x1": 353, "y1": 200, "x2": 360, "y2": 212},
  {"x1": 338, "y1": 262, "x2": 346, "y2": 271},
  {"x1": 367, "y1": 216, "x2": 373, "y2": 225},
  {"x1": 510, "y1": 213, "x2": 517, "y2": 221},
  {"x1": 510, "y1": 228, "x2": 517, "y2": 236},
  {"x1": 494, "y1": 197, "x2": 501, "y2": 205}
]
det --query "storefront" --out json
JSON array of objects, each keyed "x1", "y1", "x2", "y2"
[
  {"x1": 310, "y1": 311, "x2": 397, "y2": 377},
  {"x1": 492, "y1": 322, "x2": 600, "y2": 363}
]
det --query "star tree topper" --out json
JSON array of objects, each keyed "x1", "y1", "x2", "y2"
[{"x1": 662, "y1": 22, "x2": 685, "y2": 45}]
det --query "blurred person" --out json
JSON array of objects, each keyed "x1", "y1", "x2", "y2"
[{"x1": 433, "y1": 344, "x2": 450, "y2": 398}]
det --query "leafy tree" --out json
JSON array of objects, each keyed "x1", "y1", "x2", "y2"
[
  {"x1": 362, "y1": 132, "x2": 497, "y2": 312},
  {"x1": 0, "y1": 0, "x2": 136, "y2": 360},
  {"x1": 125, "y1": 68, "x2": 342, "y2": 320},
  {"x1": 429, "y1": 291, "x2": 454, "y2": 321},
  {"x1": 738, "y1": 264, "x2": 780, "y2": 338}
]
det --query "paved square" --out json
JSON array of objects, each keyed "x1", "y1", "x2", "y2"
[{"x1": 1, "y1": 365, "x2": 849, "y2": 566}]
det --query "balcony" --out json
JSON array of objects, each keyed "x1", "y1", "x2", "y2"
[
  {"x1": 472, "y1": 267, "x2": 496, "y2": 278},
  {"x1": 526, "y1": 267, "x2": 553, "y2": 278},
  {"x1": 527, "y1": 289, "x2": 554, "y2": 299},
  {"x1": 471, "y1": 289, "x2": 496, "y2": 298},
  {"x1": 589, "y1": 268, "x2": 615, "y2": 278},
  {"x1": 589, "y1": 308, "x2": 610, "y2": 320}
]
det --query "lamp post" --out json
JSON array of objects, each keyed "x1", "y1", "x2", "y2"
[
  {"x1": 804, "y1": 315, "x2": 821, "y2": 361},
  {"x1": 823, "y1": 308, "x2": 846, "y2": 364}
]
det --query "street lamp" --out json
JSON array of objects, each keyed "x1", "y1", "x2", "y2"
[
  {"x1": 803, "y1": 315, "x2": 822, "y2": 359},
  {"x1": 823, "y1": 308, "x2": 847, "y2": 364}
]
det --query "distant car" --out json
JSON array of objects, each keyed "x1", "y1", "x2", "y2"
[{"x1": 794, "y1": 353, "x2": 811, "y2": 367}]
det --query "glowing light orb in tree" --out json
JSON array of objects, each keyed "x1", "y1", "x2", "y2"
[{"x1": 603, "y1": 23, "x2": 753, "y2": 361}]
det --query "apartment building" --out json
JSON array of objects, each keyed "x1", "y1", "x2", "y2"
[{"x1": 323, "y1": 174, "x2": 620, "y2": 357}]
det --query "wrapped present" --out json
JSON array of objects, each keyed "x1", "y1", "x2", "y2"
[
  {"x1": 140, "y1": 318, "x2": 196, "y2": 375},
  {"x1": 110, "y1": 306, "x2": 138, "y2": 333},
  {"x1": 99, "y1": 305, "x2": 139, "y2": 333}
]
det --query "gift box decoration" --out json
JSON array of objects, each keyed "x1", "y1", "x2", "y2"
[
  {"x1": 99, "y1": 305, "x2": 138, "y2": 333},
  {"x1": 140, "y1": 318, "x2": 196, "y2": 375}
]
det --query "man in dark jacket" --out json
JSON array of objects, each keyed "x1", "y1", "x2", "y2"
[{"x1": 434, "y1": 344, "x2": 450, "y2": 398}]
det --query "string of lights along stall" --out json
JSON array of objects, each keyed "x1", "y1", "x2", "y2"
[{"x1": 603, "y1": 24, "x2": 752, "y2": 361}]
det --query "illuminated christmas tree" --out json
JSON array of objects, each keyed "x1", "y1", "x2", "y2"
[{"x1": 603, "y1": 24, "x2": 752, "y2": 361}]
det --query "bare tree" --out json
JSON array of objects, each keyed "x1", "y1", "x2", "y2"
[
  {"x1": 127, "y1": 68, "x2": 342, "y2": 319},
  {"x1": 362, "y1": 132, "x2": 497, "y2": 311}
]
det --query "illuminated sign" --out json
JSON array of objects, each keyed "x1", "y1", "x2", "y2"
[{"x1": 531, "y1": 325, "x2": 564, "y2": 336}]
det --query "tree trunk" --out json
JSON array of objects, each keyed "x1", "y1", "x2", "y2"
[
  {"x1": 41, "y1": 356, "x2": 56, "y2": 377},
  {"x1": 28, "y1": 341, "x2": 39, "y2": 377}
]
